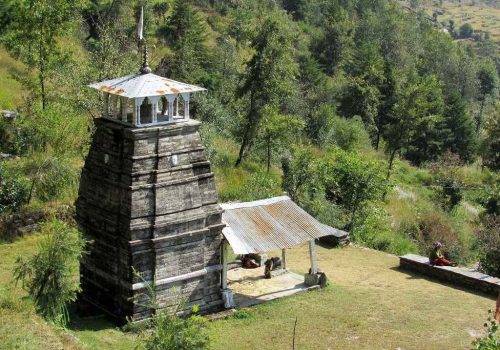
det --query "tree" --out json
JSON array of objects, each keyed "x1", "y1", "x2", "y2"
[
  {"x1": 281, "y1": 145, "x2": 316, "y2": 203},
  {"x1": 459, "y1": 23, "x2": 473, "y2": 38},
  {"x1": 1, "y1": 0, "x2": 79, "y2": 109},
  {"x1": 481, "y1": 103, "x2": 500, "y2": 171},
  {"x1": 313, "y1": 3, "x2": 353, "y2": 75},
  {"x1": 476, "y1": 60, "x2": 498, "y2": 132},
  {"x1": 161, "y1": 0, "x2": 208, "y2": 83},
  {"x1": 13, "y1": 220, "x2": 85, "y2": 325},
  {"x1": 235, "y1": 13, "x2": 299, "y2": 166},
  {"x1": 384, "y1": 75, "x2": 445, "y2": 178},
  {"x1": 442, "y1": 91, "x2": 476, "y2": 162},
  {"x1": 257, "y1": 107, "x2": 304, "y2": 172},
  {"x1": 319, "y1": 149, "x2": 388, "y2": 230}
]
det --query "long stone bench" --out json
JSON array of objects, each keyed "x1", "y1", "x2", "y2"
[{"x1": 399, "y1": 254, "x2": 500, "y2": 297}]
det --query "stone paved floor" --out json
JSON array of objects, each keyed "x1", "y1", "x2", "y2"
[{"x1": 227, "y1": 267, "x2": 317, "y2": 308}]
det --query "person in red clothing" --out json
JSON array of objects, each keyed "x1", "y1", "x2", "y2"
[{"x1": 429, "y1": 242, "x2": 456, "y2": 266}]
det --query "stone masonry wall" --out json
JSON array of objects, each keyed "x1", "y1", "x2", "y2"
[{"x1": 76, "y1": 118, "x2": 224, "y2": 322}]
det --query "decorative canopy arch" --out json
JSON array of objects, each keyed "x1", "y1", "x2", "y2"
[{"x1": 89, "y1": 73, "x2": 206, "y2": 127}]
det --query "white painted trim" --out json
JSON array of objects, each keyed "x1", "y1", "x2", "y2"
[{"x1": 220, "y1": 195, "x2": 290, "y2": 210}]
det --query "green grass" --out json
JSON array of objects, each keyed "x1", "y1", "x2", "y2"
[
  {"x1": 0, "y1": 236, "x2": 495, "y2": 350},
  {"x1": 0, "y1": 49, "x2": 24, "y2": 110}
]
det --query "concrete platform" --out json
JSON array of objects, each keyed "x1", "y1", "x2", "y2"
[
  {"x1": 227, "y1": 267, "x2": 319, "y2": 308},
  {"x1": 399, "y1": 254, "x2": 500, "y2": 296}
]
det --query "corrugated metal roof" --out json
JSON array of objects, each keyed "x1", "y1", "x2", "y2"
[
  {"x1": 88, "y1": 73, "x2": 206, "y2": 98},
  {"x1": 221, "y1": 196, "x2": 347, "y2": 254}
]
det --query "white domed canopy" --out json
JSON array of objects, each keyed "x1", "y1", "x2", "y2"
[
  {"x1": 88, "y1": 73, "x2": 206, "y2": 98},
  {"x1": 88, "y1": 72, "x2": 206, "y2": 128}
]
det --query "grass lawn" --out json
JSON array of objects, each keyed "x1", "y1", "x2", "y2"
[
  {"x1": 0, "y1": 49, "x2": 24, "y2": 110},
  {"x1": 0, "y1": 235, "x2": 495, "y2": 350}
]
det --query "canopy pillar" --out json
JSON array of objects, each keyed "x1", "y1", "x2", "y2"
[
  {"x1": 308, "y1": 240, "x2": 318, "y2": 274},
  {"x1": 221, "y1": 239, "x2": 234, "y2": 308}
]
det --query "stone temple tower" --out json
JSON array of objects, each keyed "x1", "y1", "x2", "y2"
[{"x1": 76, "y1": 9, "x2": 224, "y2": 322}]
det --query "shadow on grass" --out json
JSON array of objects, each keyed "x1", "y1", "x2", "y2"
[
  {"x1": 67, "y1": 302, "x2": 121, "y2": 332},
  {"x1": 390, "y1": 266, "x2": 496, "y2": 300}
]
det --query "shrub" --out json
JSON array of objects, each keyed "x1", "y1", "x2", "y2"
[
  {"x1": 352, "y1": 204, "x2": 418, "y2": 255},
  {"x1": 144, "y1": 308, "x2": 210, "y2": 350},
  {"x1": 472, "y1": 310, "x2": 499, "y2": 350},
  {"x1": 428, "y1": 152, "x2": 465, "y2": 212},
  {"x1": 475, "y1": 216, "x2": 500, "y2": 277},
  {"x1": 319, "y1": 148, "x2": 388, "y2": 230},
  {"x1": 14, "y1": 103, "x2": 91, "y2": 156},
  {"x1": 0, "y1": 164, "x2": 29, "y2": 214},
  {"x1": 411, "y1": 211, "x2": 464, "y2": 263},
  {"x1": 13, "y1": 219, "x2": 85, "y2": 325},
  {"x1": 328, "y1": 115, "x2": 371, "y2": 151},
  {"x1": 21, "y1": 154, "x2": 79, "y2": 203}
]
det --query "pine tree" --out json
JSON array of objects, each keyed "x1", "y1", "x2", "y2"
[
  {"x1": 443, "y1": 91, "x2": 476, "y2": 163},
  {"x1": 235, "y1": 13, "x2": 299, "y2": 166},
  {"x1": 163, "y1": 0, "x2": 208, "y2": 83}
]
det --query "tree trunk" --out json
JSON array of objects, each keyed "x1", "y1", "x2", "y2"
[
  {"x1": 386, "y1": 148, "x2": 398, "y2": 180},
  {"x1": 235, "y1": 94, "x2": 258, "y2": 167},
  {"x1": 266, "y1": 136, "x2": 271, "y2": 172},
  {"x1": 476, "y1": 98, "x2": 485, "y2": 133}
]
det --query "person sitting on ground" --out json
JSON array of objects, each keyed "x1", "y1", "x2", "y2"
[
  {"x1": 429, "y1": 241, "x2": 456, "y2": 266},
  {"x1": 241, "y1": 254, "x2": 259, "y2": 269}
]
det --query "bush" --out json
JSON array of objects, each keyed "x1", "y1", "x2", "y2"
[
  {"x1": 428, "y1": 153, "x2": 465, "y2": 212},
  {"x1": 411, "y1": 211, "x2": 464, "y2": 263},
  {"x1": 13, "y1": 103, "x2": 91, "y2": 156},
  {"x1": 144, "y1": 308, "x2": 210, "y2": 350},
  {"x1": 475, "y1": 216, "x2": 500, "y2": 277},
  {"x1": 328, "y1": 115, "x2": 371, "y2": 151},
  {"x1": 352, "y1": 205, "x2": 417, "y2": 255},
  {"x1": 20, "y1": 154, "x2": 79, "y2": 203},
  {"x1": 319, "y1": 148, "x2": 388, "y2": 230},
  {"x1": 472, "y1": 310, "x2": 499, "y2": 350},
  {"x1": 0, "y1": 163, "x2": 29, "y2": 214},
  {"x1": 13, "y1": 219, "x2": 85, "y2": 325}
]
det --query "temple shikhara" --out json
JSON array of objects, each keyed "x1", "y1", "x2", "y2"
[{"x1": 76, "y1": 8, "x2": 225, "y2": 322}]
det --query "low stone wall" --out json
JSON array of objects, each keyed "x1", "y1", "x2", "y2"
[{"x1": 399, "y1": 254, "x2": 500, "y2": 297}]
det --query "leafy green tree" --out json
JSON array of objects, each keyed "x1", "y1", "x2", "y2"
[
  {"x1": 1, "y1": 0, "x2": 80, "y2": 109},
  {"x1": 481, "y1": 103, "x2": 500, "y2": 171},
  {"x1": 319, "y1": 149, "x2": 388, "y2": 230},
  {"x1": 162, "y1": 0, "x2": 209, "y2": 83},
  {"x1": 384, "y1": 75, "x2": 445, "y2": 176},
  {"x1": 476, "y1": 60, "x2": 498, "y2": 132},
  {"x1": 281, "y1": 146, "x2": 316, "y2": 203},
  {"x1": 442, "y1": 91, "x2": 476, "y2": 162},
  {"x1": 235, "y1": 13, "x2": 299, "y2": 166},
  {"x1": 257, "y1": 107, "x2": 304, "y2": 172},
  {"x1": 313, "y1": 4, "x2": 353, "y2": 75},
  {"x1": 13, "y1": 220, "x2": 85, "y2": 325}
]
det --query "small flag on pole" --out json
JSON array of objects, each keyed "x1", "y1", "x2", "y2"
[{"x1": 137, "y1": 6, "x2": 144, "y2": 40}]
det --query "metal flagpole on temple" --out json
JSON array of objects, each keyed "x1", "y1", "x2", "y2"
[{"x1": 138, "y1": 6, "x2": 151, "y2": 74}]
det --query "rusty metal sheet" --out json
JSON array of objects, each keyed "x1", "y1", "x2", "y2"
[
  {"x1": 221, "y1": 196, "x2": 347, "y2": 255},
  {"x1": 89, "y1": 73, "x2": 206, "y2": 98}
]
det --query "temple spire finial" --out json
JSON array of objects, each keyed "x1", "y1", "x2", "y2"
[{"x1": 138, "y1": 6, "x2": 151, "y2": 74}]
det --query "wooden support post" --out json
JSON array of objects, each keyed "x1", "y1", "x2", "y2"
[
  {"x1": 221, "y1": 240, "x2": 228, "y2": 290},
  {"x1": 309, "y1": 240, "x2": 318, "y2": 274},
  {"x1": 281, "y1": 249, "x2": 287, "y2": 270}
]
